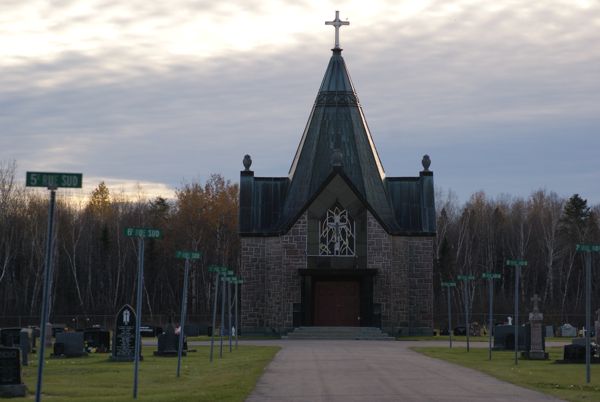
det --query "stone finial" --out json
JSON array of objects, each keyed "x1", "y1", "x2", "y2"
[
  {"x1": 331, "y1": 148, "x2": 343, "y2": 167},
  {"x1": 422, "y1": 154, "x2": 431, "y2": 171},
  {"x1": 243, "y1": 154, "x2": 252, "y2": 171}
]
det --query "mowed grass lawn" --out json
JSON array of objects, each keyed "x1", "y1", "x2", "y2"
[
  {"x1": 21, "y1": 345, "x2": 279, "y2": 401},
  {"x1": 415, "y1": 346, "x2": 600, "y2": 402}
]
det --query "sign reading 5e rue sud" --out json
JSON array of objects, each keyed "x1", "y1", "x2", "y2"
[
  {"x1": 26, "y1": 172, "x2": 82, "y2": 188},
  {"x1": 124, "y1": 227, "x2": 162, "y2": 239}
]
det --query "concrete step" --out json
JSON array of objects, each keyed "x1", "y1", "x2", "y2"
[{"x1": 283, "y1": 326, "x2": 394, "y2": 340}]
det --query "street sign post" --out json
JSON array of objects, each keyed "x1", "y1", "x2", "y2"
[
  {"x1": 27, "y1": 171, "x2": 82, "y2": 402},
  {"x1": 457, "y1": 275, "x2": 475, "y2": 351},
  {"x1": 576, "y1": 244, "x2": 600, "y2": 383},
  {"x1": 482, "y1": 273, "x2": 501, "y2": 360},
  {"x1": 227, "y1": 276, "x2": 234, "y2": 353},
  {"x1": 208, "y1": 266, "x2": 227, "y2": 362},
  {"x1": 233, "y1": 279, "x2": 243, "y2": 349},
  {"x1": 441, "y1": 282, "x2": 456, "y2": 349},
  {"x1": 175, "y1": 250, "x2": 201, "y2": 378},
  {"x1": 506, "y1": 259, "x2": 527, "y2": 365},
  {"x1": 125, "y1": 227, "x2": 162, "y2": 398}
]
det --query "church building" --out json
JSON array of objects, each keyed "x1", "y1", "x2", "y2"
[{"x1": 239, "y1": 12, "x2": 436, "y2": 336}]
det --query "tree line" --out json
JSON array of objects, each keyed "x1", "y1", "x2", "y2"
[
  {"x1": 435, "y1": 189, "x2": 600, "y2": 327},
  {"x1": 0, "y1": 161, "x2": 238, "y2": 326},
  {"x1": 1, "y1": 159, "x2": 599, "y2": 329}
]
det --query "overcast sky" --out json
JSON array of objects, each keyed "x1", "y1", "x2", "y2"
[{"x1": 2, "y1": 0, "x2": 599, "y2": 205}]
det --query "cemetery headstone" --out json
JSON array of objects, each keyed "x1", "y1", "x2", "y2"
[
  {"x1": 563, "y1": 344, "x2": 587, "y2": 362},
  {"x1": 112, "y1": 304, "x2": 138, "y2": 361},
  {"x1": 545, "y1": 325, "x2": 554, "y2": 338},
  {"x1": 559, "y1": 323, "x2": 577, "y2": 337},
  {"x1": 45, "y1": 323, "x2": 53, "y2": 347},
  {"x1": 0, "y1": 328, "x2": 21, "y2": 348},
  {"x1": 493, "y1": 324, "x2": 527, "y2": 351},
  {"x1": 51, "y1": 324, "x2": 66, "y2": 338},
  {"x1": 19, "y1": 329, "x2": 31, "y2": 366},
  {"x1": 154, "y1": 324, "x2": 185, "y2": 357},
  {"x1": 53, "y1": 332, "x2": 86, "y2": 357},
  {"x1": 0, "y1": 347, "x2": 26, "y2": 397},
  {"x1": 523, "y1": 294, "x2": 548, "y2": 359},
  {"x1": 83, "y1": 328, "x2": 110, "y2": 352}
]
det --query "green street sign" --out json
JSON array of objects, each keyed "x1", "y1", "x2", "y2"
[
  {"x1": 208, "y1": 266, "x2": 228, "y2": 274},
  {"x1": 26, "y1": 172, "x2": 82, "y2": 188},
  {"x1": 124, "y1": 227, "x2": 162, "y2": 239},
  {"x1": 506, "y1": 259, "x2": 527, "y2": 266},
  {"x1": 175, "y1": 251, "x2": 202, "y2": 259},
  {"x1": 482, "y1": 273, "x2": 502, "y2": 279},
  {"x1": 441, "y1": 282, "x2": 456, "y2": 287},
  {"x1": 576, "y1": 244, "x2": 600, "y2": 252},
  {"x1": 457, "y1": 275, "x2": 475, "y2": 281}
]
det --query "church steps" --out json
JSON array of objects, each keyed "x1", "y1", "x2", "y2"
[{"x1": 283, "y1": 326, "x2": 394, "y2": 340}]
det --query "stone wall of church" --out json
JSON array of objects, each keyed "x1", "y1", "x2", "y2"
[
  {"x1": 367, "y1": 212, "x2": 434, "y2": 335},
  {"x1": 240, "y1": 213, "x2": 307, "y2": 334}
]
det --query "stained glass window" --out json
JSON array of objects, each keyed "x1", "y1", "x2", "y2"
[{"x1": 319, "y1": 205, "x2": 355, "y2": 256}]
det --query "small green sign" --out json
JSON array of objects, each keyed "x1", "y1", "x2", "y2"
[
  {"x1": 124, "y1": 227, "x2": 162, "y2": 239},
  {"x1": 457, "y1": 275, "x2": 475, "y2": 281},
  {"x1": 175, "y1": 251, "x2": 201, "y2": 260},
  {"x1": 441, "y1": 282, "x2": 456, "y2": 287},
  {"x1": 482, "y1": 273, "x2": 501, "y2": 279},
  {"x1": 208, "y1": 266, "x2": 227, "y2": 274},
  {"x1": 506, "y1": 259, "x2": 527, "y2": 266},
  {"x1": 26, "y1": 172, "x2": 82, "y2": 188},
  {"x1": 576, "y1": 244, "x2": 600, "y2": 252}
]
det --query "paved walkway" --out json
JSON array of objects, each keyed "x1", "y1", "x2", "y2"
[{"x1": 245, "y1": 340, "x2": 562, "y2": 402}]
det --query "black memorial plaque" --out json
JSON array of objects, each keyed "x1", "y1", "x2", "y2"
[{"x1": 111, "y1": 304, "x2": 138, "y2": 361}]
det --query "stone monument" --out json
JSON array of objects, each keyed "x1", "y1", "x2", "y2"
[
  {"x1": 18, "y1": 329, "x2": 31, "y2": 366},
  {"x1": 111, "y1": 304, "x2": 138, "y2": 361},
  {"x1": 524, "y1": 294, "x2": 548, "y2": 359},
  {"x1": 0, "y1": 347, "x2": 26, "y2": 397},
  {"x1": 53, "y1": 332, "x2": 86, "y2": 357}
]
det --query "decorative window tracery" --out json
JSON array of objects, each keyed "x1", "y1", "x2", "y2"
[{"x1": 319, "y1": 205, "x2": 355, "y2": 256}]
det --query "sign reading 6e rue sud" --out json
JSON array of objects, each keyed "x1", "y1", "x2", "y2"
[
  {"x1": 26, "y1": 172, "x2": 82, "y2": 188},
  {"x1": 124, "y1": 228, "x2": 162, "y2": 239}
]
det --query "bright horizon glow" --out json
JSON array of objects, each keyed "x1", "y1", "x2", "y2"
[{"x1": 2, "y1": 0, "x2": 599, "y2": 204}]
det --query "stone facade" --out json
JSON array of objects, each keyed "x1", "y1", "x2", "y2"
[
  {"x1": 241, "y1": 210, "x2": 434, "y2": 335},
  {"x1": 241, "y1": 214, "x2": 307, "y2": 334},
  {"x1": 368, "y1": 212, "x2": 434, "y2": 335}
]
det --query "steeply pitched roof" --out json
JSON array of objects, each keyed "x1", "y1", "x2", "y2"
[{"x1": 282, "y1": 48, "x2": 399, "y2": 231}]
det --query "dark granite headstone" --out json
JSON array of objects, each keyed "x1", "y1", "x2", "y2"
[
  {"x1": 154, "y1": 324, "x2": 185, "y2": 357},
  {"x1": 0, "y1": 329, "x2": 21, "y2": 348},
  {"x1": 53, "y1": 332, "x2": 86, "y2": 357},
  {"x1": 563, "y1": 344, "x2": 587, "y2": 362},
  {"x1": 19, "y1": 329, "x2": 31, "y2": 366},
  {"x1": 493, "y1": 325, "x2": 528, "y2": 351},
  {"x1": 0, "y1": 347, "x2": 26, "y2": 397},
  {"x1": 112, "y1": 304, "x2": 138, "y2": 361},
  {"x1": 83, "y1": 328, "x2": 110, "y2": 352},
  {"x1": 51, "y1": 324, "x2": 66, "y2": 338}
]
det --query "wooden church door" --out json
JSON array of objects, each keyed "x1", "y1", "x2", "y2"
[{"x1": 313, "y1": 281, "x2": 360, "y2": 326}]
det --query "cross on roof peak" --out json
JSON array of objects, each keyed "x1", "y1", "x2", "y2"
[{"x1": 325, "y1": 11, "x2": 349, "y2": 50}]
